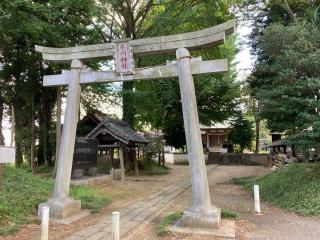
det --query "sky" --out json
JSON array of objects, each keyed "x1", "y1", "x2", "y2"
[
  {"x1": 234, "y1": 24, "x2": 255, "y2": 81},
  {"x1": 2, "y1": 23, "x2": 254, "y2": 146}
]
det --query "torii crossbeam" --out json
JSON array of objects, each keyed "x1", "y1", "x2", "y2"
[{"x1": 36, "y1": 20, "x2": 236, "y2": 229}]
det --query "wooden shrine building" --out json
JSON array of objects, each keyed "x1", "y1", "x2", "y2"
[{"x1": 77, "y1": 110, "x2": 148, "y2": 174}]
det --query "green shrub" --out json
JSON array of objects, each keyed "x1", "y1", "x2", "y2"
[
  {"x1": 156, "y1": 212, "x2": 182, "y2": 237},
  {"x1": 234, "y1": 164, "x2": 320, "y2": 216},
  {"x1": 36, "y1": 164, "x2": 53, "y2": 174},
  {"x1": 221, "y1": 209, "x2": 239, "y2": 219},
  {"x1": 140, "y1": 159, "x2": 170, "y2": 176},
  {"x1": 0, "y1": 166, "x2": 111, "y2": 236},
  {"x1": 0, "y1": 224, "x2": 20, "y2": 236}
]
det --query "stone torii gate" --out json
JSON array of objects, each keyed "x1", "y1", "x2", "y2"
[{"x1": 36, "y1": 20, "x2": 235, "y2": 229}]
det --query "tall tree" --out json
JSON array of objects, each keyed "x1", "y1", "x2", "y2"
[
  {"x1": 227, "y1": 114, "x2": 254, "y2": 153},
  {"x1": 249, "y1": 21, "x2": 320, "y2": 151},
  {"x1": 0, "y1": 0, "x2": 102, "y2": 167}
]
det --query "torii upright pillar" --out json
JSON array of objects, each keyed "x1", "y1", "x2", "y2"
[
  {"x1": 177, "y1": 48, "x2": 220, "y2": 228},
  {"x1": 39, "y1": 59, "x2": 84, "y2": 219}
]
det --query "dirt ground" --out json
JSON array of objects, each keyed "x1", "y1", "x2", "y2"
[
  {"x1": 2, "y1": 165, "x2": 320, "y2": 240},
  {"x1": 128, "y1": 165, "x2": 320, "y2": 240}
]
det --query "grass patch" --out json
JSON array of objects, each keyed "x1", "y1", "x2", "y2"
[
  {"x1": 140, "y1": 159, "x2": 170, "y2": 176},
  {"x1": 156, "y1": 212, "x2": 182, "y2": 237},
  {"x1": 221, "y1": 209, "x2": 240, "y2": 219},
  {"x1": 234, "y1": 163, "x2": 320, "y2": 216},
  {"x1": 70, "y1": 186, "x2": 111, "y2": 213},
  {"x1": 0, "y1": 166, "x2": 111, "y2": 236}
]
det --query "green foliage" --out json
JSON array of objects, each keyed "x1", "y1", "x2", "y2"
[
  {"x1": 139, "y1": 133, "x2": 170, "y2": 175},
  {"x1": 141, "y1": 132, "x2": 165, "y2": 161},
  {"x1": 0, "y1": 224, "x2": 20, "y2": 236},
  {"x1": 134, "y1": 0, "x2": 240, "y2": 147},
  {"x1": 228, "y1": 114, "x2": 254, "y2": 152},
  {"x1": 140, "y1": 159, "x2": 170, "y2": 176},
  {"x1": 249, "y1": 21, "x2": 320, "y2": 151},
  {"x1": 234, "y1": 164, "x2": 320, "y2": 216},
  {"x1": 0, "y1": 166, "x2": 111, "y2": 236},
  {"x1": 36, "y1": 164, "x2": 53, "y2": 174},
  {"x1": 156, "y1": 212, "x2": 182, "y2": 237},
  {"x1": 221, "y1": 208, "x2": 240, "y2": 219}
]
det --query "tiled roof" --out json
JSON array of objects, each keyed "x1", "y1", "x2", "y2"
[{"x1": 86, "y1": 117, "x2": 148, "y2": 145}]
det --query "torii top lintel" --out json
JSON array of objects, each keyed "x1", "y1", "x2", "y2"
[{"x1": 35, "y1": 20, "x2": 235, "y2": 63}]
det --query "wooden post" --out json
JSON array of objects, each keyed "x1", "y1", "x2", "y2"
[{"x1": 119, "y1": 145, "x2": 125, "y2": 183}]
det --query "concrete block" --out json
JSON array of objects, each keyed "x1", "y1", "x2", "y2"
[
  {"x1": 183, "y1": 208, "x2": 221, "y2": 229},
  {"x1": 39, "y1": 197, "x2": 81, "y2": 219},
  {"x1": 169, "y1": 219, "x2": 235, "y2": 239}
]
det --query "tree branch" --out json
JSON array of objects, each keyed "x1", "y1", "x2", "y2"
[{"x1": 282, "y1": 0, "x2": 297, "y2": 22}]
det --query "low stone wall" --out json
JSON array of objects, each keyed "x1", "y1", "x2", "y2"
[
  {"x1": 208, "y1": 152, "x2": 269, "y2": 166},
  {"x1": 165, "y1": 153, "x2": 208, "y2": 165},
  {"x1": 250, "y1": 154, "x2": 270, "y2": 166},
  {"x1": 70, "y1": 174, "x2": 112, "y2": 187}
]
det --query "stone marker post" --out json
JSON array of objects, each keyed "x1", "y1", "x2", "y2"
[
  {"x1": 40, "y1": 206, "x2": 49, "y2": 240},
  {"x1": 254, "y1": 185, "x2": 261, "y2": 214},
  {"x1": 39, "y1": 59, "x2": 84, "y2": 219},
  {"x1": 112, "y1": 211, "x2": 120, "y2": 240},
  {"x1": 176, "y1": 48, "x2": 220, "y2": 229}
]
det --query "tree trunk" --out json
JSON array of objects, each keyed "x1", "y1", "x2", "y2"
[
  {"x1": 13, "y1": 105, "x2": 23, "y2": 166},
  {"x1": 158, "y1": 152, "x2": 161, "y2": 166},
  {"x1": 255, "y1": 119, "x2": 260, "y2": 153},
  {"x1": 162, "y1": 148, "x2": 165, "y2": 167},
  {"x1": 122, "y1": 81, "x2": 135, "y2": 127},
  {"x1": 30, "y1": 99, "x2": 35, "y2": 174},
  {"x1": 53, "y1": 87, "x2": 62, "y2": 177},
  {"x1": 253, "y1": 99, "x2": 260, "y2": 153},
  {"x1": 14, "y1": 135, "x2": 23, "y2": 167},
  {"x1": 0, "y1": 99, "x2": 5, "y2": 145},
  {"x1": 132, "y1": 149, "x2": 139, "y2": 176},
  {"x1": 38, "y1": 88, "x2": 54, "y2": 166},
  {"x1": 10, "y1": 105, "x2": 14, "y2": 147}
]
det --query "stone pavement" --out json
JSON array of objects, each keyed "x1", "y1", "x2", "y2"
[{"x1": 66, "y1": 165, "x2": 216, "y2": 240}]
